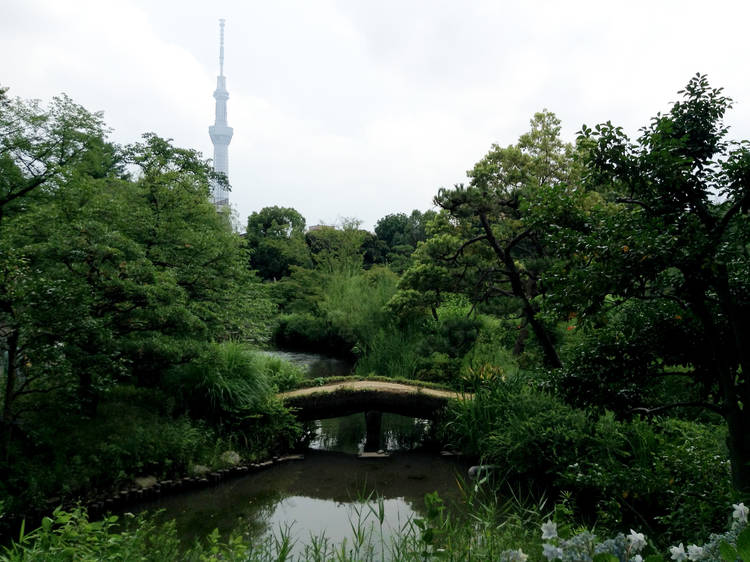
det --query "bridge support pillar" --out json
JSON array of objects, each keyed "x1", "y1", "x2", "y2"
[{"x1": 363, "y1": 411, "x2": 382, "y2": 452}]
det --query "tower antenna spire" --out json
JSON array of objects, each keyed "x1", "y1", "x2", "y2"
[
  {"x1": 209, "y1": 18, "x2": 233, "y2": 210},
  {"x1": 219, "y1": 18, "x2": 225, "y2": 77}
]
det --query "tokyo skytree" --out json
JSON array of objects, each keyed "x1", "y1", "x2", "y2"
[{"x1": 208, "y1": 18, "x2": 233, "y2": 209}]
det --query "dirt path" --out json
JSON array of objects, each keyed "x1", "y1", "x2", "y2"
[{"x1": 279, "y1": 380, "x2": 469, "y2": 401}]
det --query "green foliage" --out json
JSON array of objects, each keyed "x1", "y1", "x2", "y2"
[
  {"x1": 560, "y1": 416, "x2": 733, "y2": 544},
  {"x1": 318, "y1": 266, "x2": 400, "y2": 355},
  {"x1": 246, "y1": 206, "x2": 311, "y2": 280},
  {"x1": 352, "y1": 326, "x2": 422, "y2": 379},
  {"x1": 6, "y1": 498, "x2": 750, "y2": 562},
  {"x1": 554, "y1": 299, "x2": 708, "y2": 416},
  {"x1": 274, "y1": 266, "x2": 400, "y2": 360},
  {"x1": 373, "y1": 210, "x2": 437, "y2": 273},
  {"x1": 445, "y1": 376, "x2": 589, "y2": 482},
  {"x1": 1, "y1": 98, "x2": 271, "y2": 467},
  {"x1": 720, "y1": 527, "x2": 750, "y2": 562},
  {"x1": 259, "y1": 354, "x2": 305, "y2": 392},
  {"x1": 1, "y1": 507, "x2": 182, "y2": 561},
  {"x1": 535, "y1": 74, "x2": 750, "y2": 489},
  {"x1": 305, "y1": 220, "x2": 368, "y2": 276},
  {"x1": 273, "y1": 313, "x2": 354, "y2": 356},
  {"x1": 395, "y1": 110, "x2": 577, "y2": 369},
  {"x1": 166, "y1": 342, "x2": 272, "y2": 425},
  {"x1": 442, "y1": 376, "x2": 735, "y2": 544},
  {"x1": 1, "y1": 386, "x2": 217, "y2": 512}
]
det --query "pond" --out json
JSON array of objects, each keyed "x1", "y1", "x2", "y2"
[
  {"x1": 134, "y1": 413, "x2": 469, "y2": 556},
  {"x1": 260, "y1": 349, "x2": 354, "y2": 379}
]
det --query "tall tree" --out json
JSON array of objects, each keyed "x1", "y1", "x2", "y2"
[
  {"x1": 541, "y1": 75, "x2": 750, "y2": 490},
  {"x1": 1, "y1": 93, "x2": 107, "y2": 447},
  {"x1": 396, "y1": 111, "x2": 576, "y2": 367},
  {"x1": 246, "y1": 206, "x2": 311, "y2": 280},
  {"x1": 374, "y1": 210, "x2": 437, "y2": 272}
]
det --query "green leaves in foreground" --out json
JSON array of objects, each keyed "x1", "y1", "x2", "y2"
[{"x1": 720, "y1": 526, "x2": 750, "y2": 561}]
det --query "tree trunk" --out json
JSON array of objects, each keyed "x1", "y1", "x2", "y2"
[
  {"x1": 77, "y1": 369, "x2": 97, "y2": 418},
  {"x1": 726, "y1": 405, "x2": 750, "y2": 492},
  {"x1": 513, "y1": 318, "x2": 528, "y2": 356},
  {"x1": 686, "y1": 272, "x2": 750, "y2": 491},
  {"x1": 712, "y1": 267, "x2": 750, "y2": 491},
  {"x1": 1, "y1": 330, "x2": 18, "y2": 459},
  {"x1": 478, "y1": 213, "x2": 563, "y2": 369}
]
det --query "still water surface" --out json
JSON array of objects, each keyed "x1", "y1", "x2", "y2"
[
  {"x1": 136, "y1": 413, "x2": 469, "y2": 554},
  {"x1": 260, "y1": 349, "x2": 353, "y2": 379}
]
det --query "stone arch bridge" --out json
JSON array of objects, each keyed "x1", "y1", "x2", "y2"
[{"x1": 278, "y1": 380, "x2": 467, "y2": 422}]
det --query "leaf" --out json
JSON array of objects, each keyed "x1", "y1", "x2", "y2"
[
  {"x1": 644, "y1": 555, "x2": 665, "y2": 562},
  {"x1": 719, "y1": 540, "x2": 738, "y2": 562},
  {"x1": 737, "y1": 526, "x2": 750, "y2": 561},
  {"x1": 593, "y1": 554, "x2": 619, "y2": 562}
]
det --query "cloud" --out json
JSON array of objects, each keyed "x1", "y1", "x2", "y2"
[{"x1": 3, "y1": 0, "x2": 750, "y2": 230}]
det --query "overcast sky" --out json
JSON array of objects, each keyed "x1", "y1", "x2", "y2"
[{"x1": 3, "y1": 0, "x2": 750, "y2": 230}]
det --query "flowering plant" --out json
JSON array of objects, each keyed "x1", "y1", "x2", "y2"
[{"x1": 493, "y1": 505, "x2": 750, "y2": 562}]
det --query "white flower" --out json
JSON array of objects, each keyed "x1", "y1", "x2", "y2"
[
  {"x1": 628, "y1": 529, "x2": 647, "y2": 552},
  {"x1": 507, "y1": 549, "x2": 528, "y2": 562},
  {"x1": 687, "y1": 544, "x2": 704, "y2": 561},
  {"x1": 633, "y1": 556, "x2": 643, "y2": 562},
  {"x1": 670, "y1": 543, "x2": 687, "y2": 561},
  {"x1": 542, "y1": 543, "x2": 564, "y2": 561},
  {"x1": 541, "y1": 519, "x2": 558, "y2": 540},
  {"x1": 733, "y1": 502, "x2": 749, "y2": 523}
]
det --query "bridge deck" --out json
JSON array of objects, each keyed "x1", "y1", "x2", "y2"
[{"x1": 278, "y1": 380, "x2": 468, "y2": 421}]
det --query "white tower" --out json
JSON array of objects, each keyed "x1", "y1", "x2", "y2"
[{"x1": 209, "y1": 18, "x2": 233, "y2": 209}]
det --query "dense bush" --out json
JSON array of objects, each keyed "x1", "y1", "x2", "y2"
[
  {"x1": 273, "y1": 313, "x2": 355, "y2": 356},
  {"x1": 554, "y1": 300, "x2": 704, "y2": 416},
  {"x1": 0, "y1": 386, "x2": 217, "y2": 514},
  {"x1": 441, "y1": 374, "x2": 736, "y2": 544},
  {"x1": 260, "y1": 354, "x2": 305, "y2": 392},
  {"x1": 165, "y1": 342, "x2": 272, "y2": 425}
]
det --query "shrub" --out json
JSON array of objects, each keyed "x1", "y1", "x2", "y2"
[
  {"x1": 441, "y1": 376, "x2": 735, "y2": 543},
  {"x1": 273, "y1": 313, "x2": 355, "y2": 356},
  {"x1": 259, "y1": 354, "x2": 305, "y2": 392},
  {"x1": 165, "y1": 342, "x2": 272, "y2": 425},
  {"x1": 353, "y1": 325, "x2": 422, "y2": 379}
]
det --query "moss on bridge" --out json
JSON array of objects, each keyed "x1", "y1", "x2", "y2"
[{"x1": 278, "y1": 379, "x2": 469, "y2": 421}]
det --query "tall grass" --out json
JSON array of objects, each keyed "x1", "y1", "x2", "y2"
[
  {"x1": 353, "y1": 327, "x2": 422, "y2": 379},
  {"x1": 166, "y1": 342, "x2": 272, "y2": 424},
  {"x1": 1, "y1": 483, "x2": 553, "y2": 561},
  {"x1": 319, "y1": 266, "x2": 400, "y2": 355}
]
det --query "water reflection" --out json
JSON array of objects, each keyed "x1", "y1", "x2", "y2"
[
  {"x1": 138, "y1": 450, "x2": 468, "y2": 556},
  {"x1": 261, "y1": 350, "x2": 353, "y2": 378},
  {"x1": 307, "y1": 413, "x2": 432, "y2": 454},
  {"x1": 132, "y1": 413, "x2": 461, "y2": 557}
]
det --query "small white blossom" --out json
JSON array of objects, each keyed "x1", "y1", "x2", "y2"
[
  {"x1": 687, "y1": 544, "x2": 704, "y2": 561},
  {"x1": 628, "y1": 529, "x2": 647, "y2": 552},
  {"x1": 542, "y1": 543, "x2": 563, "y2": 561},
  {"x1": 670, "y1": 543, "x2": 687, "y2": 561},
  {"x1": 507, "y1": 549, "x2": 528, "y2": 562},
  {"x1": 633, "y1": 556, "x2": 643, "y2": 562},
  {"x1": 733, "y1": 502, "x2": 749, "y2": 523},
  {"x1": 541, "y1": 520, "x2": 558, "y2": 540}
]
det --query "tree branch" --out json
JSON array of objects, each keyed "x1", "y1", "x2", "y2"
[
  {"x1": 714, "y1": 195, "x2": 749, "y2": 241},
  {"x1": 507, "y1": 229, "x2": 533, "y2": 252},
  {"x1": 616, "y1": 197, "x2": 652, "y2": 213},
  {"x1": 630, "y1": 401, "x2": 724, "y2": 417},
  {"x1": 440, "y1": 235, "x2": 488, "y2": 262}
]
